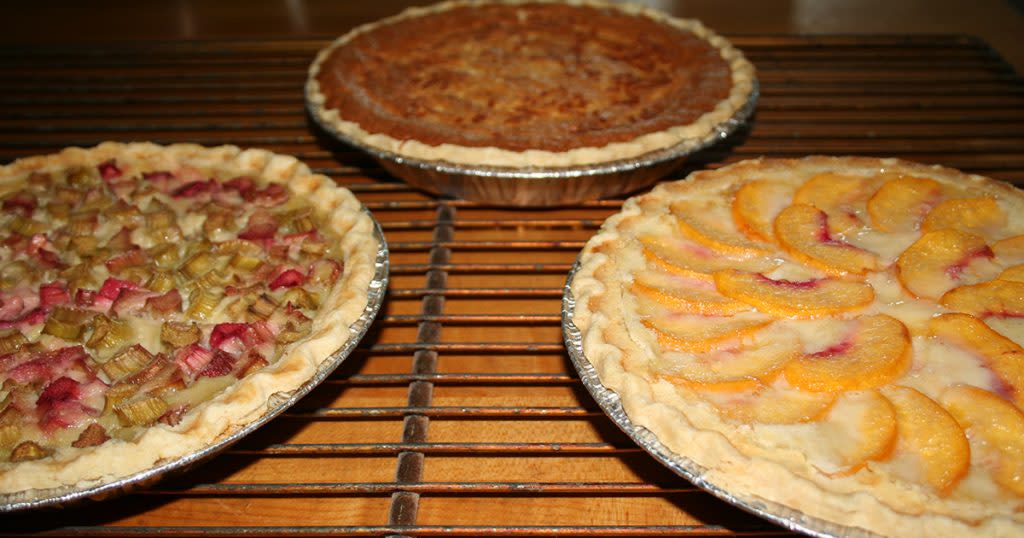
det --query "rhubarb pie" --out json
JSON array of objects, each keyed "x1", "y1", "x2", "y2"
[
  {"x1": 571, "y1": 157, "x2": 1024, "y2": 536},
  {"x1": 0, "y1": 142, "x2": 380, "y2": 502},
  {"x1": 306, "y1": 0, "x2": 755, "y2": 169}
]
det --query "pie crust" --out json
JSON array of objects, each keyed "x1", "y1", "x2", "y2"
[
  {"x1": 306, "y1": 0, "x2": 755, "y2": 168},
  {"x1": 571, "y1": 156, "x2": 1024, "y2": 536},
  {"x1": 0, "y1": 142, "x2": 380, "y2": 500}
]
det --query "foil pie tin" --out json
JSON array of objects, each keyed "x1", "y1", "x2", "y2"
[
  {"x1": 307, "y1": 82, "x2": 758, "y2": 207},
  {"x1": 0, "y1": 209, "x2": 390, "y2": 513},
  {"x1": 561, "y1": 262, "x2": 875, "y2": 538}
]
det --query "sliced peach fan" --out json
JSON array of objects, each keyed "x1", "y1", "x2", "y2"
[
  {"x1": 671, "y1": 200, "x2": 772, "y2": 257},
  {"x1": 928, "y1": 313, "x2": 1024, "y2": 408},
  {"x1": 731, "y1": 179, "x2": 793, "y2": 243},
  {"x1": 658, "y1": 325, "x2": 799, "y2": 384},
  {"x1": 940, "y1": 279, "x2": 1024, "y2": 318},
  {"x1": 631, "y1": 270, "x2": 752, "y2": 316},
  {"x1": 895, "y1": 229, "x2": 994, "y2": 300},
  {"x1": 942, "y1": 384, "x2": 1024, "y2": 496},
  {"x1": 792, "y1": 171, "x2": 880, "y2": 234},
  {"x1": 866, "y1": 175, "x2": 943, "y2": 233},
  {"x1": 921, "y1": 197, "x2": 1007, "y2": 238}
]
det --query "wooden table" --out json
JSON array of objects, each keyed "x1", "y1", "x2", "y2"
[{"x1": 2, "y1": 4, "x2": 1024, "y2": 537}]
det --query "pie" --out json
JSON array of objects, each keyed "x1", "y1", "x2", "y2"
[
  {"x1": 570, "y1": 156, "x2": 1024, "y2": 536},
  {"x1": 0, "y1": 142, "x2": 380, "y2": 500},
  {"x1": 306, "y1": 0, "x2": 755, "y2": 168}
]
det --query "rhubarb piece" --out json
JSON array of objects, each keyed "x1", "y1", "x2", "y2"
[
  {"x1": 236, "y1": 349, "x2": 269, "y2": 378},
  {"x1": 160, "y1": 322, "x2": 201, "y2": 348},
  {"x1": 247, "y1": 293, "x2": 279, "y2": 320},
  {"x1": 269, "y1": 268, "x2": 305, "y2": 291},
  {"x1": 102, "y1": 344, "x2": 155, "y2": 382},
  {"x1": 307, "y1": 259, "x2": 343, "y2": 287},
  {"x1": 238, "y1": 211, "x2": 279, "y2": 241},
  {"x1": 283, "y1": 287, "x2": 320, "y2": 310},
  {"x1": 0, "y1": 329, "x2": 28, "y2": 355},
  {"x1": 71, "y1": 423, "x2": 110, "y2": 448},
  {"x1": 9, "y1": 440, "x2": 50, "y2": 462},
  {"x1": 180, "y1": 252, "x2": 214, "y2": 279},
  {"x1": 714, "y1": 269, "x2": 874, "y2": 318},
  {"x1": 174, "y1": 344, "x2": 215, "y2": 380},
  {"x1": 186, "y1": 289, "x2": 222, "y2": 321},
  {"x1": 86, "y1": 315, "x2": 132, "y2": 352},
  {"x1": 198, "y1": 350, "x2": 237, "y2": 378},
  {"x1": 114, "y1": 396, "x2": 169, "y2": 427}
]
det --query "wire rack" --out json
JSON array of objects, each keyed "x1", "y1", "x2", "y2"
[{"x1": 1, "y1": 34, "x2": 1023, "y2": 537}]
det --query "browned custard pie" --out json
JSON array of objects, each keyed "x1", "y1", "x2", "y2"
[
  {"x1": 0, "y1": 143, "x2": 379, "y2": 499},
  {"x1": 306, "y1": 0, "x2": 755, "y2": 168},
  {"x1": 571, "y1": 157, "x2": 1024, "y2": 536}
]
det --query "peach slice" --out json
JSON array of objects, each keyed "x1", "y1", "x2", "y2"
[
  {"x1": 774, "y1": 204, "x2": 880, "y2": 276},
  {"x1": 881, "y1": 385, "x2": 970, "y2": 496},
  {"x1": 731, "y1": 180, "x2": 793, "y2": 243},
  {"x1": 998, "y1": 265, "x2": 1024, "y2": 283},
  {"x1": 928, "y1": 313, "x2": 1024, "y2": 408},
  {"x1": 784, "y1": 314, "x2": 911, "y2": 392},
  {"x1": 895, "y1": 229, "x2": 995, "y2": 300},
  {"x1": 866, "y1": 176, "x2": 943, "y2": 233},
  {"x1": 638, "y1": 234, "x2": 774, "y2": 282},
  {"x1": 714, "y1": 269, "x2": 874, "y2": 318},
  {"x1": 770, "y1": 390, "x2": 897, "y2": 476},
  {"x1": 792, "y1": 172, "x2": 878, "y2": 233},
  {"x1": 693, "y1": 383, "x2": 837, "y2": 424},
  {"x1": 661, "y1": 326, "x2": 800, "y2": 384},
  {"x1": 630, "y1": 270, "x2": 752, "y2": 316},
  {"x1": 670, "y1": 200, "x2": 772, "y2": 257},
  {"x1": 921, "y1": 197, "x2": 1007, "y2": 237},
  {"x1": 940, "y1": 279, "x2": 1024, "y2": 318},
  {"x1": 941, "y1": 384, "x2": 1024, "y2": 496},
  {"x1": 993, "y1": 235, "x2": 1024, "y2": 266},
  {"x1": 639, "y1": 308, "x2": 772, "y2": 353}
]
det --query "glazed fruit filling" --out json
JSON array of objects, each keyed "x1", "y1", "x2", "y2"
[
  {"x1": 0, "y1": 160, "x2": 344, "y2": 461},
  {"x1": 637, "y1": 169, "x2": 1024, "y2": 497}
]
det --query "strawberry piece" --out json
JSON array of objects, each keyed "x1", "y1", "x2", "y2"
[
  {"x1": 2, "y1": 192, "x2": 37, "y2": 216},
  {"x1": 144, "y1": 289, "x2": 182, "y2": 315},
  {"x1": 39, "y1": 281, "x2": 70, "y2": 308},
  {"x1": 198, "y1": 350, "x2": 236, "y2": 378},
  {"x1": 174, "y1": 344, "x2": 215, "y2": 379},
  {"x1": 171, "y1": 179, "x2": 218, "y2": 199},
  {"x1": 269, "y1": 269, "x2": 305, "y2": 291},
  {"x1": 97, "y1": 159, "x2": 122, "y2": 180},
  {"x1": 238, "y1": 211, "x2": 278, "y2": 241}
]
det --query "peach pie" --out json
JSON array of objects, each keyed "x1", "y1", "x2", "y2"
[
  {"x1": 0, "y1": 143, "x2": 379, "y2": 502},
  {"x1": 571, "y1": 156, "x2": 1024, "y2": 535}
]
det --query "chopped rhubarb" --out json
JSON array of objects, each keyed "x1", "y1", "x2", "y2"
[
  {"x1": 246, "y1": 183, "x2": 288, "y2": 207},
  {"x1": 174, "y1": 344, "x2": 215, "y2": 379},
  {"x1": 97, "y1": 159, "x2": 122, "y2": 180},
  {"x1": 0, "y1": 295, "x2": 26, "y2": 322},
  {"x1": 171, "y1": 179, "x2": 218, "y2": 199},
  {"x1": 144, "y1": 289, "x2": 182, "y2": 315},
  {"x1": 6, "y1": 346, "x2": 88, "y2": 385},
  {"x1": 98, "y1": 278, "x2": 142, "y2": 302},
  {"x1": 105, "y1": 247, "x2": 147, "y2": 274},
  {"x1": 198, "y1": 350, "x2": 236, "y2": 378},
  {"x1": 0, "y1": 307, "x2": 46, "y2": 329},
  {"x1": 158, "y1": 405, "x2": 190, "y2": 426},
  {"x1": 223, "y1": 176, "x2": 255, "y2": 195},
  {"x1": 269, "y1": 269, "x2": 305, "y2": 290},
  {"x1": 111, "y1": 288, "x2": 153, "y2": 317},
  {"x1": 2, "y1": 192, "x2": 37, "y2": 217},
  {"x1": 71, "y1": 423, "x2": 110, "y2": 448},
  {"x1": 308, "y1": 259, "x2": 343, "y2": 286},
  {"x1": 37, "y1": 376, "x2": 101, "y2": 434},
  {"x1": 238, "y1": 211, "x2": 279, "y2": 241},
  {"x1": 104, "y1": 227, "x2": 135, "y2": 251},
  {"x1": 74, "y1": 289, "x2": 97, "y2": 308},
  {"x1": 236, "y1": 349, "x2": 269, "y2": 378},
  {"x1": 209, "y1": 321, "x2": 272, "y2": 353},
  {"x1": 38, "y1": 281, "x2": 70, "y2": 308}
]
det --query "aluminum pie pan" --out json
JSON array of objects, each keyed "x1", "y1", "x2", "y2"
[
  {"x1": 305, "y1": 81, "x2": 758, "y2": 207},
  {"x1": 561, "y1": 261, "x2": 877, "y2": 538},
  {"x1": 0, "y1": 209, "x2": 390, "y2": 513}
]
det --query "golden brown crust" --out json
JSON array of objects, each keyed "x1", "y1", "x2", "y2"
[
  {"x1": 306, "y1": 0, "x2": 755, "y2": 168},
  {"x1": 571, "y1": 156, "x2": 1024, "y2": 536},
  {"x1": 0, "y1": 142, "x2": 379, "y2": 499}
]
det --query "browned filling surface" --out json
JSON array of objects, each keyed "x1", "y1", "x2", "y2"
[{"x1": 316, "y1": 3, "x2": 733, "y2": 153}]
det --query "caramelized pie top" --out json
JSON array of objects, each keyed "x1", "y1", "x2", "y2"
[{"x1": 307, "y1": 1, "x2": 755, "y2": 168}]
